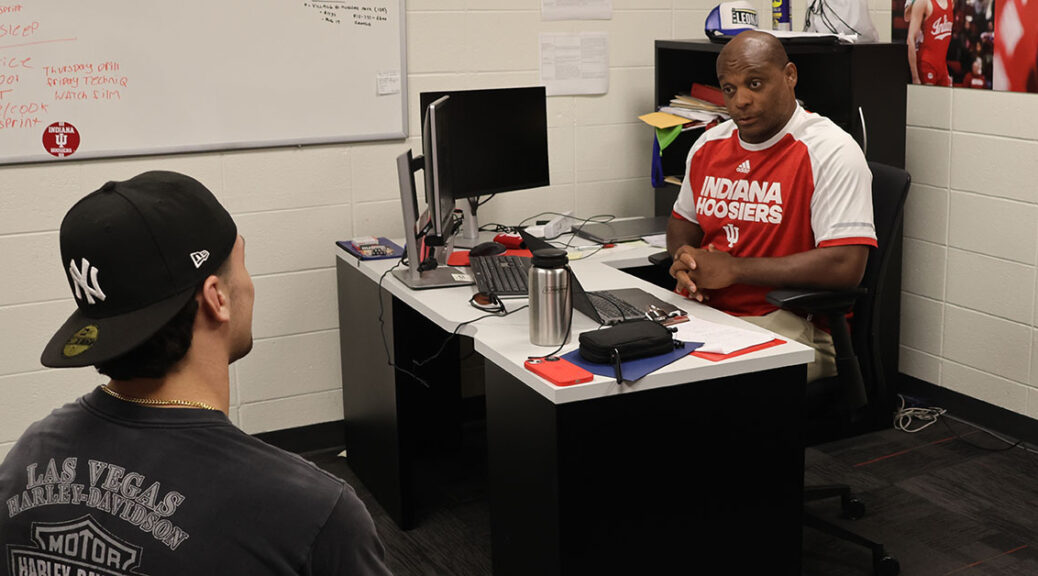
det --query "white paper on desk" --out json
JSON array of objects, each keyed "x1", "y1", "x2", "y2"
[
  {"x1": 539, "y1": 32, "x2": 609, "y2": 96},
  {"x1": 672, "y1": 317, "x2": 775, "y2": 354},
  {"x1": 641, "y1": 233, "x2": 667, "y2": 248},
  {"x1": 542, "y1": 0, "x2": 612, "y2": 20}
]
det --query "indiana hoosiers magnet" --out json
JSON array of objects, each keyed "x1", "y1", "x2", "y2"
[{"x1": 42, "y1": 122, "x2": 80, "y2": 158}]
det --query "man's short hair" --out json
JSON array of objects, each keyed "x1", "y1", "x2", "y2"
[{"x1": 95, "y1": 294, "x2": 200, "y2": 380}]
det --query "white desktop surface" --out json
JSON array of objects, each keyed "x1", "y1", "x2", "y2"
[{"x1": 338, "y1": 238, "x2": 814, "y2": 404}]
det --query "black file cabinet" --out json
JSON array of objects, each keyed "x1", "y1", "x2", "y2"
[{"x1": 653, "y1": 40, "x2": 907, "y2": 215}]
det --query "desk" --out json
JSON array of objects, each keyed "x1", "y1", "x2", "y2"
[{"x1": 336, "y1": 241, "x2": 813, "y2": 575}]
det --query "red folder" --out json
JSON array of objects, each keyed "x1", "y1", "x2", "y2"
[
  {"x1": 689, "y1": 83, "x2": 724, "y2": 107},
  {"x1": 689, "y1": 338, "x2": 785, "y2": 361},
  {"x1": 447, "y1": 249, "x2": 532, "y2": 267}
]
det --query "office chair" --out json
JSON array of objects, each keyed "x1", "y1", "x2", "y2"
[
  {"x1": 647, "y1": 161, "x2": 910, "y2": 576},
  {"x1": 766, "y1": 161, "x2": 909, "y2": 576}
]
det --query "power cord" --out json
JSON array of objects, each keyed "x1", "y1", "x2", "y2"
[
  {"x1": 376, "y1": 259, "x2": 434, "y2": 388},
  {"x1": 893, "y1": 394, "x2": 1031, "y2": 456},
  {"x1": 413, "y1": 302, "x2": 529, "y2": 368},
  {"x1": 893, "y1": 393, "x2": 947, "y2": 433},
  {"x1": 940, "y1": 414, "x2": 1024, "y2": 453},
  {"x1": 550, "y1": 214, "x2": 617, "y2": 260}
]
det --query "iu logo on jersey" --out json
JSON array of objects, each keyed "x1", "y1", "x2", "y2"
[
  {"x1": 68, "y1": 258, "x2": 106, "y2": 304},
  {"x1": 723, "y1": 223, "x2": 740, "y2": 247}
]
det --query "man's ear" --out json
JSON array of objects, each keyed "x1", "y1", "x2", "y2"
[
  {"x1": 784, "y1": 61, "x2": 798, "y2": 89},
  {"x1": 198, "y1": 274, "x2": 231, "y2": 323}
]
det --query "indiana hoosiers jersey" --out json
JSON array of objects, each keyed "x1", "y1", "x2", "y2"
[
  {"x1": 917, "y1": 0, "x2": 953, "y2": 86},
  {"x1": 672, "y1": 105, "x2": 876, "y2": 317}
]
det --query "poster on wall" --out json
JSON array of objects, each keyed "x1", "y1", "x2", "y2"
[{"x1": 892, "y1": 0, "x2": 1036, "y2": 92}]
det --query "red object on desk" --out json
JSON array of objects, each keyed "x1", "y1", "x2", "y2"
[
  {"x1": 689, "y1": 338, "x2": 785, "y2": 362},
  {"x1": 494, "y1": 232, "x2": 524, "y2": 249},
  {"x1": 447, "y1": 248, "x2": 533, "y2": 267},
  {"x1": 524, "y1": 357, "x2": 594, "y2": 386}
]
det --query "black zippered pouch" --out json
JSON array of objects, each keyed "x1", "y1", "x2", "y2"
[{"x1": 578, "y1": 320, "x2": 680, "y2": 382}]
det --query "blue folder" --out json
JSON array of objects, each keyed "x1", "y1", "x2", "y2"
[{"x1": 561, "y1": 340, "x2": 702, "y2": 383}]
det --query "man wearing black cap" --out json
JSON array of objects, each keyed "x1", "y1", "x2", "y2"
[{"x1": 0, "y1": 171, "x2": 392, "y2": 575}]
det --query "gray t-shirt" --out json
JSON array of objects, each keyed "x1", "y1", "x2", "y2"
[{"x1": 0, "y1": 387, "x2": 392, "y2": 576}]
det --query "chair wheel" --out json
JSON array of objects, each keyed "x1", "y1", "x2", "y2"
[
  {"x1": 841, "y1": 497, "x2": 866, "y2": 520},
  {"x1": 876, "y1": 555, "x2": 900, "y2": 576}
]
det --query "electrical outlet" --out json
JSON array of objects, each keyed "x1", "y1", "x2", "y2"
[{"x1": 543, "y1": 211, "x2": 574, "y2": 239}]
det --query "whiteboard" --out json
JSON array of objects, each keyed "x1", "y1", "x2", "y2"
[{"x1": 0, "y1": 1, "x2": 407, "y2": 165}]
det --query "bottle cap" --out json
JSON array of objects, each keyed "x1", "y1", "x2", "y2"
[{"x1": 531, "y1": 248, "x2": 568, "y2": 269}]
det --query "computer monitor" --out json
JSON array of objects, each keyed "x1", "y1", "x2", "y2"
[
  {"x1": 418, "y1": 86, "x2": 549, "y2": 247},
  {"x1": 422, "y1": 95, "x2": 458, "y2": 246},
  {"x1": 392, "y1": 96, "x2": 473, "y2": 290}
]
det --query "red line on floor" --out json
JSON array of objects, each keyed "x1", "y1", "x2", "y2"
[
  {"x1": 853, "y1": 430, "x2": 980, "y2": 468},
  {"x1": 942, "y1": 544, "x2": 1028, "y2": 575}
]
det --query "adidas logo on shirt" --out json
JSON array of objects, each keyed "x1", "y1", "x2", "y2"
[{"x1": 736, "y1": 160, "x2": 751, "y2": 174}]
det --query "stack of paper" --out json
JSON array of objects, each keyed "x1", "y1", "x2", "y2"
[
  {"x1": 668, "y1": 94, "x2": 728, "y2": 116},
  {"x1": 671, "y1": 317, "x2": 775, "y2": 354},
  {"x1": 658, "y1": 106, "x2": 727, "y2": 124}
]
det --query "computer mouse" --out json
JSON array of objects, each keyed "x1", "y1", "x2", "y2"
[{"x1": 469, "y1": 241, "x2": 508, "y2": 257}]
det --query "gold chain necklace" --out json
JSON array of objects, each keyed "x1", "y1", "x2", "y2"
[{"x1": 101, "y1": 384, "x2": 217, "y2": 411}]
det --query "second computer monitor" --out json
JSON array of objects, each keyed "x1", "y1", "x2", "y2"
[
  {"x1": 419, "y1": 86, "x2": 549, "y2": 245},
  {"x1": 422, "y1": 94, "x2": 455, "y2": 243}
]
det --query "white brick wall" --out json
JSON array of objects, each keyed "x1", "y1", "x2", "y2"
[
  {"x1": 0, "y1": 4, "x2": 946, "y2": 459},
  {"x1": 901, "y1": 85, "x2": 1038, "y2": 419}
]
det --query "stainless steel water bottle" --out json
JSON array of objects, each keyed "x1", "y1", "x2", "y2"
[{"x1": 528, "y1": 248, "x2": 572, "y2": 346}]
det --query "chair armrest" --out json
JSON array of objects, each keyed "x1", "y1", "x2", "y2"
[
  {"x1": 766, "y1": 287, "x2": 866, "y2": 318},
  {"x1": 648, "y1": 250, "x2": 672, "y2": 268},
  {"x1": 768, "y1": 286, "x2": 869, "y2": 414}
]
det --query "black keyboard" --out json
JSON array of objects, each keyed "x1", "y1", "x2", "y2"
[
  {"x1": 588, "y1": 291, "x2": 646, "y2": 323},
  {"x1": 470, "y1": 255, "x2": 532, "y2": 298}
]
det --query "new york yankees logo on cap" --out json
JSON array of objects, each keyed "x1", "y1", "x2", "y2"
[{"x1": 68, "y1": 257, "x2": 106, "y2": 305}]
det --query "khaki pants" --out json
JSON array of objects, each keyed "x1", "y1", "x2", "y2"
[{"x1": 741, "y1": 309, "x2": 837, "y2": 383}]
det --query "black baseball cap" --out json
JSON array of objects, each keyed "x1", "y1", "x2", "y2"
[{"x1": 41, "y1": 171, "x2": 237, "y2": 368}]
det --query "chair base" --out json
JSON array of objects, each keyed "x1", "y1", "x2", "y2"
[{"x1": 804, "y1": 484, "x2": 901, "y2": 576}]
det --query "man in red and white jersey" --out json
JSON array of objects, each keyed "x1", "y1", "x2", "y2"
[
  {"x1": 666, "y1": 31, "x2": 876, "y2": 381},
  {"x1": 908, "y1": 0, "x2": 954, "y2": 85}
]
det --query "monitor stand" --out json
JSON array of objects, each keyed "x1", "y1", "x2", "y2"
[
  {"x1": 391, "y1": 240, "x2": 474, "y2": 290},
  {"x1": 393, "y1": 150, "x2": 475, "y2": 290},
  {"x1": 392, "y1": 266, "x2": 473, "y2": 290},
  {"x1": 453, "y1": 199, "x2": 498, "y2": 248}
]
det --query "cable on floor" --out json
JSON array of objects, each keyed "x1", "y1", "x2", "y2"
[
  {"x1": 893, "y1": 393, "x2": 947, "y2": 433},
  {"x1": 893, "y1": 394, "x2": 1033, "y2": 457}
]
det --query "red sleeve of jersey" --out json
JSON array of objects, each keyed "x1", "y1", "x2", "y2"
[
  {"x1": 671, "y1": 210, "x2": 689, "y2": 222},
  {"x1": 818, "y1": 236, "x2": 878, "y2": 248}
]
